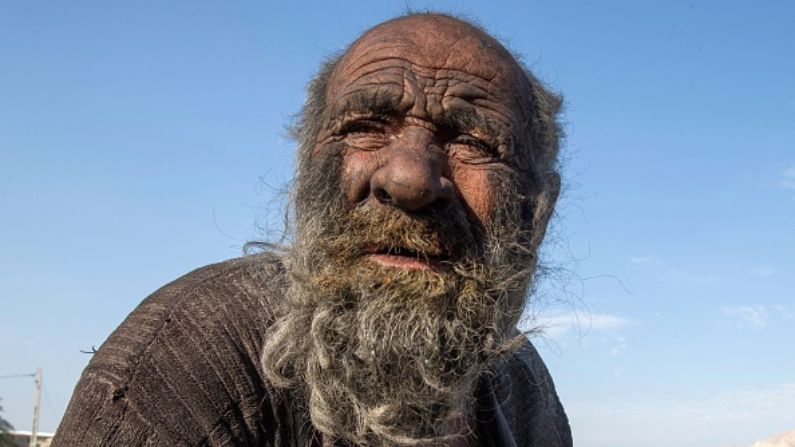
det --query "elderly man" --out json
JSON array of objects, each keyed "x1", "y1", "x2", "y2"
[{"x1": 53, "y1": 13, "x2": 571, "y2": 447}]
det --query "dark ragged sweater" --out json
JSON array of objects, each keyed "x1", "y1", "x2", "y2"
[{"x1": 52, "y1": 253, "x2": 571, "y2": 447}]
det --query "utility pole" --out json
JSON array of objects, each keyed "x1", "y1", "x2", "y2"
[{"x1": 29, "y1": 367, "x2": 41, "y2": 447}]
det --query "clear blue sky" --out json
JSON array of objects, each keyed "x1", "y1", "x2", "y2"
[{"x1": 1, "y1": 2, "x2": 793, "y2": 446}]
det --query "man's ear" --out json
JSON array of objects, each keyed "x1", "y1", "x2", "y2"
[{"x1": 529, "y1": 172, "x2": 560, "y2": 249}]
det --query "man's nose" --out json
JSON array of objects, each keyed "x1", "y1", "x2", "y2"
[{"x1": 369, "y1": 138, "x2": 454, "y2": 212}]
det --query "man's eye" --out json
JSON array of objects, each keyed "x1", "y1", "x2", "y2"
[
  {"x1": 445, "y1": 135, "x2": 502, "y2": 165},
  {"x1": 342, "y1": 119, "x2": 390, "y2": 150},
  {"x1": 341, "y1": 119, "x2": 388, "y2": 135},
  {"x1": 450, "y1": 135, "x2": 495, "y2": 155}
]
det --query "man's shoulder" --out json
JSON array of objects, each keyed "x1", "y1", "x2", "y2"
[
  {"x1": 113, "y1": 251, "x2": 288, "y2": 348},
  {"x1": 145, "y1": 251, "x2": 287, "y2": 310},
  {"x1": 91, "y1": 253, "x2": 285, "y2": 386},
  {"x1": 97, "y1": 250, "x2": 289, "y2": 374},
  {"x1": 53, "y1": 252, "x2": 288, "y2": 446}
]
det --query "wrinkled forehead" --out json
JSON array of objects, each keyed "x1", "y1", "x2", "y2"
[{"x1": 326, "y1": 15, "x2": 531, "y2": 112}]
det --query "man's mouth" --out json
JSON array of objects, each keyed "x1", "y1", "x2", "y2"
[{"x1": 363, "y1": 245, "x2": 445, "y2": 270}]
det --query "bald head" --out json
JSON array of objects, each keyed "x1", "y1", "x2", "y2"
[{"x1": 329, "y1": 14, "x2": 533, "y2": 114}]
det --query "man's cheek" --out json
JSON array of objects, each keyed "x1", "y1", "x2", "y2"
[
  {"x1": 449, "y1": 167, "x2": 495, "y2": 227},
  {"x1": 342, "y1": 151, "x2": 381, "y2": 205}
]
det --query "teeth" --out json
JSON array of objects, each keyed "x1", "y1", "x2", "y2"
[
  {"x1": 370, "y1": 245, "x2": 443, "y2": 258},
  {"x1": 380, "y1": 247, "x2": 418, "y2": 257},
  {"x1": 391, "y1": 247, "x2": 413, "y2": 256}
]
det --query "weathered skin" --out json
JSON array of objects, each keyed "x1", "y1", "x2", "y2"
[{"x1": 316, "y1": 15, "x2": 543, "y2": 260}]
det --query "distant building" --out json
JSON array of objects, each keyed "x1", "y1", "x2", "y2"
[{"x1": 7, "y1": 430, "x2": 54, "y2": 447}]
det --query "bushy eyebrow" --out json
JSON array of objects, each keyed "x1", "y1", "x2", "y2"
[
  {"x1": 331, "y1": 88, "x2": 509, "y2": 143},
  {"x1": 331, "y1": 89, "x2": 405, "y2": 117},
  {"x1": 439, "y1": 106, "x2": 507, "y2": 142}
]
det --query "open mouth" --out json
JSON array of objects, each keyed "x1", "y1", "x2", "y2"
[{"x1": 363, "y1": 245, "x2": 446, "y2": 270}]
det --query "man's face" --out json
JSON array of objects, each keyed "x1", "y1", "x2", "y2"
[
  {"x1": 263, "y1": 15, "x2": 556, "y2": 447},
  {"x1": 312, "y1": 15, "x2": 534, "y2": 270}
]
